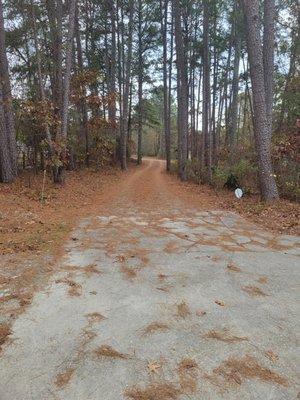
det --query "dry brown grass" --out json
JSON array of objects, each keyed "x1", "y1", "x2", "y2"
[
  {"x1": 142, "y1": 322, "x2": 170, "y2": 336},
  {"x1": 55, "y1": 368, "x2": 75, "y2": 388},
  {"x1": 177, "y1": 302, "x2": 191, "y2": 318},
  {"x1": 206, "y1": 355, "x2": 288, "y2": 387},
  {"x1": 177, "y1": 358, "x2": 198, "y2": 394},
  {"x1": 94, "y1": 345, "x2": 128, "y2": 359},
  {"x1": 124, "y1": 382, "x2": 181, "y2": 400},
  {"x1": 242, "y1": 285, "x2": 267, "y2": 297},
  {"x1": 55, "y1": 278, "x2": 82, "y2": 297},
  {"x1": 205, "y1": 328, "x2": 248, "y2": 343}
]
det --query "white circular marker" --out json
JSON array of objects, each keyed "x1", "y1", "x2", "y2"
[{"x1": 235, "y1": 188, "x2": 243, "y2": 199}]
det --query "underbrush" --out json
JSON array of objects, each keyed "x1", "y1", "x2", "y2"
[{"x1": 171, "y1": 139, "x2": 299, "y2": 202}]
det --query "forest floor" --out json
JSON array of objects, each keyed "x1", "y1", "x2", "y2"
[{"x1": 0, "y1": 158, "x2": 299, "y2": 399}]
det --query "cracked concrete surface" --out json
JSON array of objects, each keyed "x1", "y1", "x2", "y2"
[{"x1": 0, "y1": 159, "x2": 299, "y2": 399}]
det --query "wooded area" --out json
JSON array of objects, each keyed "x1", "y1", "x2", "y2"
[{"x1": 0, "y1": 0, "x2": 299, "y2": 201}]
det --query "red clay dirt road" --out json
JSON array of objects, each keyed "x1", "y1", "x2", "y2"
[{"x1": 0, "y1": 158, "x2": 299, "y2": 400}]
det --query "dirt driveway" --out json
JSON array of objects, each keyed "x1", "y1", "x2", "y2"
[{"x1": 0, "y1": 159, "x2": 299, "y2": 399}]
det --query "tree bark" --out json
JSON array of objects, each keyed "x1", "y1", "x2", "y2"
[
  {"x1": 228, "y1": 6, "x2": 242, "y2": 147},
  {"x1": 263, "y1": 0, "x2": 275, "y2": 127},
  {"x1": 173, "y1": 0, "x2": 188, "y2": 181},
  {"x1": 120, "y1": 0, "x2": 134, "y2": 170},
  {"x1": 160, "y1": 0, "x2": 171, "y2": 171},
  {"x1": 242, "y1": 0, "x2": 279, "y2": 201},
  {"x1": 137, "y1": 0, "x2": 143, "y2": 165},
  {"x1": 0, "y1": 87, "x2": 14, "y2": 182},
  {"x1": 61, "y1": 0, "x2": 77, "y2": 138},
  {"x1": 31, "y1": 0, "x2": 52, "y2": 144},
  {"x1": 0, "y1": 0, "x2": 17, "y2": 178},
  {"x1": 201, "y1": 0, "x2": 212, "y2": 181},
  {"x1": 75, "y1": 4, "x2": 89, "y2": 166},
  {"x1": 46, "y1": 0, "x2": 63, "y2": 137}
]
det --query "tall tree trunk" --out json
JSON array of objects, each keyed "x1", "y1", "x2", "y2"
[
  {"x1": 46, "y1": 0, "x2": 63, "y2": 138},
  {"x1": 228, "y1": 7, "x2": 241, "y2": 147},
  {"x1": 0, "y1": 87, "x2": 14, "y2": 182},
  {"x1": 61, "y1": 0, "x2": 77, "y2": 138},
  {"x1": 161, "y1": 0, "x2": 171, "y2": 171},
  {"x1": 242, "y1": 0, "x2": 279, "y2": 201},
  {"x1": 263, "y1": 0, "x2": 275, "y2": 127},
  {"x1": 173, "y1": 0, "x2": 188, "y2": 181},
  {"x1": 31, "y1": 0, "x2": 52, "y2": 144},
  {"x1": 108, "y1": 1, "x2": 117, "y2": 129},
  {"x1": 0, "y1": 0, "x2": 17, "y2": 179},
  {"x1": 120, "y1": 0, "x2": 134, "y2": 170},
  {"x1": 201, "y1": 0, "x2": 212, "y2": 181},
  {"x1": 211, "y1": 11, "x2": 219, "y2": 165},
  {"x1": 137, "y1": 0, "x2": 143, "y2": 165},
  {"x1": 75, "y1": 4, "x2": 89, "y2": 166},
  {"x1": 276, "y1": 8, "x2": 299, "y2": 132}
]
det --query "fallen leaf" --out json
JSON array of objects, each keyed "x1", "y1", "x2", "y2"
[
  {"x1": 265, "y1": 350, "x2": 279, "y2": 362},
  {"x1": 215, "y1": 300, "x2": 225, "y2": 307},
  {"x1": 147, "y1": 361, "x2": 161, "y2": 374}
]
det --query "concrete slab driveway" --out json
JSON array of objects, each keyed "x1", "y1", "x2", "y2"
[{"x1": 0, "y1": 159, "x2": 299, "y2": 399}]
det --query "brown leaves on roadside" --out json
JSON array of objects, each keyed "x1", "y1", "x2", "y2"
[
  {"x1": 86, "y1": 312, "x2": 105, "y2": 324},
  {"x1": 205, "y1": 355, "x2": 288, "y2": 388},
  {"x1": 124, "y1": 382, "x2": 181, "y2": 400},
  {"x1": 177, "y1": 302, "x2": 191, "y2": 318},
  {"x1": 55, "y1": 278, "x2": 82, "y2": 296},
  {"x1": 94, "y1": 345, "x2": 128, "y2": 359},
  {"x1": 205, "y1": 328, "x2": 248, "y2": 343},
  {"x1": 265, "y1": 350, "x2": 279, "y2": 363},
  {"x1": 196, "y1": 309, "x2": 206, "y2": 317},
  {"x1": 147, "y1": 361, "x2": 161, "y2": 374},
  {"x1": 215, "y1": 300, "x2": 225, "y2": 307},
  {"x1": 83, "y1": 264, "x2": 102, "y2": 276},
  {"x1": 0, "y1": 323, "x2": 11, "y2": 347},
  {"x1": 142, "y1": 322, "x2": 170, "y2": 336},
  {"x1": 177, "y1": 358, "x2": 198, "y2": 394},
  {"x1": 120, "y1": 265, "x2": 138, "y2": 280},
  {"x1": 116, "y1": 255, "x2": 126, "y2": 263},
  {"x1": 158, "y1": 274, "x2": 168, "y2": 281},
  {"x1": 55, "y1": 368, "x2": 75, "y2": 388},
  {"x1": 242, "y1": 286, "x2": 266, "y2": 297},
  {"x1": 258, "y1": 276, "x2": 268, "y2": 284},
  {"x1": 227, "y1": 262, "x2": 241, "y2": 272}
]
